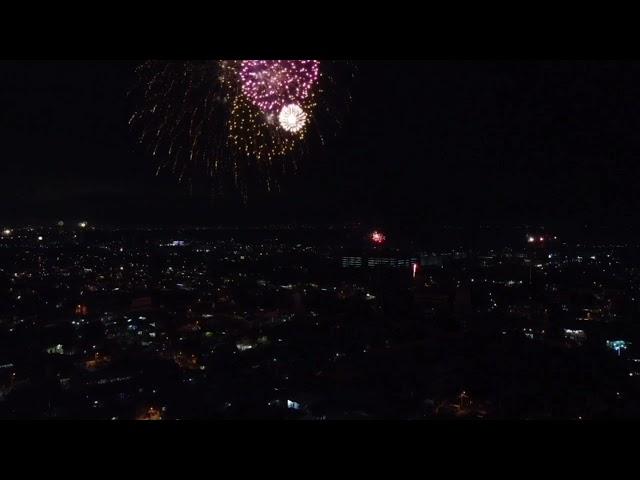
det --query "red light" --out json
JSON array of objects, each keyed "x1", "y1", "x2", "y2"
[{"x1": 371, "y1": 231, "x2": 386, "y2": 244}]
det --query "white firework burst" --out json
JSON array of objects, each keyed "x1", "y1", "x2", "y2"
[{"x1": 278, "y1": 103, "x2": 307, "y2": 133}]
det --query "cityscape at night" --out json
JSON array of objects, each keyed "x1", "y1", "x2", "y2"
[
  {"x1": 2, "y1": 58, "x2": 640, "y2": 421},
  {"x1": 2, "y1": 222, "x2": 640, "y2": 419}
]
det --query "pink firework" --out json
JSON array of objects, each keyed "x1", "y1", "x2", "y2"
[
  {"x1": 239, "y1": 60, "x2": 320, "y2": 116},
  {"x1": 371, "y1": 231, "x2": 386, "y2": 245}
]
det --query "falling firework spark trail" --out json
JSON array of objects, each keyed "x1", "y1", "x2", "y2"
[{"x1": 130, "y1": 60, "x2": 353, "y2": 199}]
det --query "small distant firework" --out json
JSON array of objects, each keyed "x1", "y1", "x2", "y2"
[
  {"x1": 371, "y1": 231, "x2": 386, "y2": 244},
  {"x1": 130, "y1": 60, "x2": 351, "y2": 198}
]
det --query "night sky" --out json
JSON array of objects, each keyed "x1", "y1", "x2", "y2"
[{"x1": 1, "y1": 61, "x2": 639, "y2": 229}]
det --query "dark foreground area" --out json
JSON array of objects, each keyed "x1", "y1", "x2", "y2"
[{"x1": 1, "y1": 224, "x2": 640, "y2": 419}]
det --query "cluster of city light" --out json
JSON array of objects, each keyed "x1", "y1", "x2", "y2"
[
  {"x1": 527, "y1": 234, "x2": 558, "y2": 244},
  {"x1": 606, "y1": 340, "x2": 630, "y2": 358}
]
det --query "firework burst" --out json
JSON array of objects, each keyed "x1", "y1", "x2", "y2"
[
  {"x1": 239, "y1": 60, "x2": 320, "y2": 116},
  {"x1": 130, "y1": 60, "x2": 352, "y2": 199}
]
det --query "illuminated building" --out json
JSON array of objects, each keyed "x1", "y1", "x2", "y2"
[
  {"x1": 174, "y1": 352, "x2": 200, "y2": 370},
  {"x1": 607, "y1": 340, "x2": 630, "y2": 356},
  {"x1": 46, "y1": 344, "x2": 65, "y2": 355},
  {"x1": 341, "y1": 255, "x2": 417, "y2": 269},
  {"x1": 367, "y1": 257, "x2": 413, "y2": 268},
  {"x1": 420, "y1": 254, "x2": 444, "y2": 267},
  {"x1": 564, "y1": 329, "x2": 587, "y2": 346},
  {"x1": 341, "y1": 256, "x2": 363, "y2": 268},
  {"x1": 85, "y1": 353, "x2": 111, "y2": 371},
  {"x1": 136, "y1": 406, "x2": 163, "y2": 420}
]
